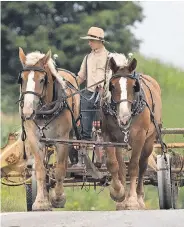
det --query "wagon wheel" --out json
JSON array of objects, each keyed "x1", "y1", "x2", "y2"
[
  {"x1": 157, "y1": 154, "x2": 178, "y2": 209},
  {"x1": 25, "y1": 163, "x2": 37, "y2": 211},
  {"x1": 171, "y1": 178, "x2": 179, "y2": 209}
]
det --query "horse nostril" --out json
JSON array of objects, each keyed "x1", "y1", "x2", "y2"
[
  {"x1": 121, "y1": 119, "x2": 128, "y2": 125},
  {"x1": 120, "y1": 116, "x2": 130, "y2": 125}
]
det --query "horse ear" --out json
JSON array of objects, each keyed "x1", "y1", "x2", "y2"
[
  {"x1": 19, "y1": 47, "x2": 26, "y2": 66},
  {"x1": 128, "y1": 58, "x2": 137, "y2": 72},
  {"x1": 109, "y1": 57, "x2": 119, "y2": 73},
  {"x1": 39, "y1": 50, "x2": 52, "y2": 67}
]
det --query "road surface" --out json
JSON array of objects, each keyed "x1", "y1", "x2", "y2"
[{"x1": 1, "y1": 210, "x2": 184, "y2": 227}]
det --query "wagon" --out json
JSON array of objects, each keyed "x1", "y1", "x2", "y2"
[{"x1": 1, "y1": 122, "x2": 184, "y2": 211}]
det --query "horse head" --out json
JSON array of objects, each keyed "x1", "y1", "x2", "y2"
[
  {"x1": 18, "y1": 47, "x2": 57, "y2": 119},
  {"x1": 108, "y1": 54, "x2": 140, "y2": 127}
]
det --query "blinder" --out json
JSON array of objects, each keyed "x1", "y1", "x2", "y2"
[
  {"x1": 109, "y1": 71, "x2": 140, "y2": 93},
  {"x1": 109, "y1": 72, "x2": 141, "y2": 109},
  {"x1": 18, "y1": 66, "x2": 48, "y2": 85},
  {"x1": 109, "y1": 81, "x2": 114, "y2": 92}
]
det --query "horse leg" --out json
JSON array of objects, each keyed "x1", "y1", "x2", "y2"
[
  {"x1": 136, "y1": 133, "x2": 156, "y2": 209},
  {"x1": 115, "y1": 147, "x2": 127, "y2": 210},
  {"x1": 106, "y1": 146, "x2": 125, "y2": 202},
  {"x1": 50, "y1": 143, "x2": 68, "y2": 208},
  {"x1": 32, "y1": 145, "x2": 51, "y2": 211},
  {"x1": 125, "y1": 131, "x2": 146, "y2": 210}
]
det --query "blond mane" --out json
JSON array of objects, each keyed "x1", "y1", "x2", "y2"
[
  {"x1": 103, "y1": 53, "x2": 129, "y2": 102},
  {"x1": 109, "y1": 53, "x2": 128, "y2": 68},
  {"x1": 25, "y1": 51, "x2": 65, "y2": 85}
]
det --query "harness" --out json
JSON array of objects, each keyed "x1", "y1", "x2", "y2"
[
  {"x1": 18, "y1": 66, "x2": 81, "y2": 159},
  {"x1": 102, "y1": 71, "x2": 166, "y2": 158},
  {"x1": 102, "y1": 72, "x2": 146, "y2": 142}
]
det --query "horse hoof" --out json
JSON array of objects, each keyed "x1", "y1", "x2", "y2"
[
  {"x1": 51, "y1": 194, "x2": 66, "y2": 208},
  {"x1": 116, "y1": 201, "x2": 126, "y2": 210},
  {"x1": 124, "y1": 196, "x2": 140, "y2": 210},
  {"x1": 137, "y1": 197, "x2": 146, "y2": 210},
  {"x1": 109, "y1": 186, "x2": 125, "y2": 202},
  {"x1": 32, "y1": 200, "x2": 52, "y2": 211}
]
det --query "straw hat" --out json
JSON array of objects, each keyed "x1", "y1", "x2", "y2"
[{"x1": 80, "y1": 27, "x2": 106, "y2": 42}]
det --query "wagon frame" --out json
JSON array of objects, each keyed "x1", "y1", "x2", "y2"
[{"x1": 1, "y1": 127, "x2": 184, "y2": 211}]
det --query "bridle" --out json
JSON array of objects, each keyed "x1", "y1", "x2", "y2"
[
  {"x1": 103, "y1": 71, "x2": 144, "y2": 143},
  {"x1": 18, "y1": 66, "x2": 49, "y2": 119},
  {"x1": 18, "y1": 66, "x2": 48, "y2": 99},
  {"x1": 109, "y1": 72, "x2": 141, "y2": 113}
]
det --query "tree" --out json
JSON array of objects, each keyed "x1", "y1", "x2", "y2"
[{"x1": 1, "y1": 1, "x2": 143, "y2": 112}]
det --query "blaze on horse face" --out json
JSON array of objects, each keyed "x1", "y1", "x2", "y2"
[
  {"x1": 19, "y1": 48, "x2": 51, "y2": 118},
  {"x1": 109, "y1": 57, "x2": 137, "y2": 126}
]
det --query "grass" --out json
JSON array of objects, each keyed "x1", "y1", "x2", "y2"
[{"x1": 1, "y1": 184, "x2": 184, "y2": 212}]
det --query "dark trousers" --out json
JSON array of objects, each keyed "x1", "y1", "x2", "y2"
[{"x1": 80, "y1": 90, "x2": 98, "y2": 140}]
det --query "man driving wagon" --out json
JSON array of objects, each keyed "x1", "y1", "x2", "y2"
[{"x1": 76, "y1": 26, "x2": 110, "y2": 168}]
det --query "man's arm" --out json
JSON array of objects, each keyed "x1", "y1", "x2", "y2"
[{"x1": 77, "y1": 55, "x2": 87, "y2": 85}]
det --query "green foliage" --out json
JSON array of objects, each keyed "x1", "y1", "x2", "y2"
[
  {"x1": 134, "y1": 53, "x2": 184, "y2": 127},
  {"x1": 1, "y1": 114, "x2": 20, "y2": 147},
  {"x1": 1, "y1": 1, "x2": 143, "y2": 112},
  {"x1": 135, "y1": 53, "x2": 184, "y2": 94}
]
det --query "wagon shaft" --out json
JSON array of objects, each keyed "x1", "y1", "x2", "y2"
[
  {"x1": 161, "y1": 128, "x2": 184, "y2": 134},
  {"x1": 154, "y1": 143, "x2": 184, "y2": 149},
  {"x1": 40, "y1": 138, "x2": 128, "y2": 147}
]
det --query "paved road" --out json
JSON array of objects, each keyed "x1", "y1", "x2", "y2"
[{"x1": 1, "y1": 210, "x2": 184, "y2": 227}]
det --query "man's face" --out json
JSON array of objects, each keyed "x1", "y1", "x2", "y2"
[{"x1": 88, "y1": 39, "x2": 103, "y2": 50}]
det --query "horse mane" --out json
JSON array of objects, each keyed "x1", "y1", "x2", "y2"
[
  {"x1": 103, "y1": 53, "x2": 128, "y2": 102},
  {"x1": 25, "y1": 51, "x2": 65, "y2": 86},
  {"x1": 109, "y1": 53, "x2": 128, "y2": 68}
]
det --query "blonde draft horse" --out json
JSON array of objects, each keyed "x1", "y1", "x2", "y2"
[
  {"x1": 102, "y1": 54, "x2": 162, "y2": 210},
  {"x1": 18, "y1": 48, "x2": 80, "y2": 211}
]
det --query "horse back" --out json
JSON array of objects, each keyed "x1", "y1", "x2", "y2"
[
  {"x1": 141, "y1": 74, "x2": 162, "y2": 126},
  {"x1": 57, "y1": 69, "x2": 80, "y2": 119}
]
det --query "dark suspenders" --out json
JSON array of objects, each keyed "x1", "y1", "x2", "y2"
[{"x1": 85, "y1": 54, "x2": 89, "y2": 88}]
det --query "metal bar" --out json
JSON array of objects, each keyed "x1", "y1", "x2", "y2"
[
  {"x1": 40, "y1": 138, "x2": 127, "y2": 147},
  {"x1": 40, "y1": 137, "x2": 184, "y2": 149},
  {"x1": 154, "y1": 143, "x2": 184, "y2": 148},
  {"x1": 81, "y1": 110, "x2": 101, "y2": 112},
  {"x1": 161, "y1": 128, "x2": 184, "y2": 134}
]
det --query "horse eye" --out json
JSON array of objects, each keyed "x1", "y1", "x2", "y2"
[
  {"x1": 109, "y1": 83, "x2": 115, "y2": 92},
  {"x1": 40, "y1": 78, "x2": 45, "y2": 84}
]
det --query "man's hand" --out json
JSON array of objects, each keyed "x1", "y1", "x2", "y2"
[
  {"x1": 77, "y1": 76, "x2": 85, "y2": 86},
  {"x1": 97, "y1": 85, "x2": 104, "y2": 93}
]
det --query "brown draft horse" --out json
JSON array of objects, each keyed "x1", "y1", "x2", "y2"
[
  {"x1": 101, "y1": 54, "x2": 162, "y2": 210},
  {"x1": 18, "y1": 48, "x2": 80, "y2": 211}
]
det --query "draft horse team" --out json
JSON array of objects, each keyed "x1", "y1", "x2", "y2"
[{"x1": 18, "y1": 46, "x2": 162, "y2": 211}]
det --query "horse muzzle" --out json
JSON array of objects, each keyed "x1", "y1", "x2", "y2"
[
  {"x1": 119, "y1": 115, "x2": 132, "y2": 127},
  {"x1": 22, "y1": 106, "x2": 35, "y2": 120}
]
